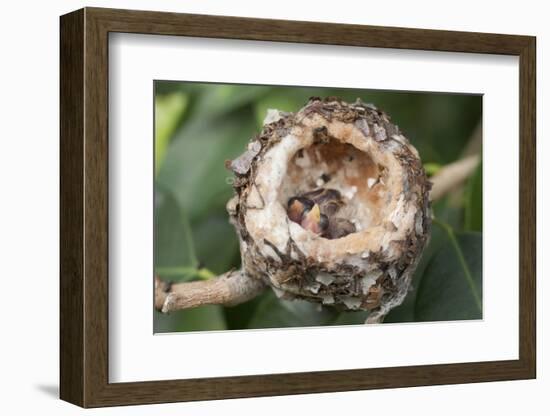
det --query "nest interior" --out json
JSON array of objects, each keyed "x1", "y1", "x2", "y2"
[
  {"x1": 244, "y1": 111, "x2": 411, "y2": 266},
  {"x1": 280, "y1": 136, "x2": 397, "y2": 234}
]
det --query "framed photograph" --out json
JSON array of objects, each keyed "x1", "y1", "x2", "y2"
[{"x1": 60, "y1": 7, "x2": 536, "y2": 408}]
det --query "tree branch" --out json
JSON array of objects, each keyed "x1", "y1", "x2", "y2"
[
  {"x1": 429, "y1": 154, "x2": 480, "y2": 201},
  {"x1": 155, "y1": 270, "x2": 266, "y2": 313}
]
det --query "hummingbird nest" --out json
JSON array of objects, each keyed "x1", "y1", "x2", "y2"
[{"x1": 226, "y1": 97, "x2": 431, "y2": 322}]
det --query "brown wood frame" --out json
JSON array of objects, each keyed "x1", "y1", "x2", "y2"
[{"x1": 60, "y1": 7, "x2": 536, "y2": 408}]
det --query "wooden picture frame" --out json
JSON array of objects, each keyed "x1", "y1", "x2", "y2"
[{"x1": 60, "y1": 7, "x2": 536, "y2": 408}]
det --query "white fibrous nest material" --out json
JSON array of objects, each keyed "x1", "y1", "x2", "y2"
[{"x1": 226, "y1": 97, "x2": 431, "y2": 321}]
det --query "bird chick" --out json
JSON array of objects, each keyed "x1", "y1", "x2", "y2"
[
  {"x1": 301, "y1": 188, "x2": 344, "y2": 216},
  {"x1": 300, "y1": 204, "x2": 329, "y2": 235},
  {"x1": 324, "y1": 218, "x2": 356, "y2": 239},
  {"x1": 287, "y1": 188, "x2": 353, "y2": 238},
  {"x1": 287, "y1": 196, "x2": 314, "y2": 223}
]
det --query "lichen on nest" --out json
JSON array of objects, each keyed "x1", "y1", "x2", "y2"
[{"x1": 226, "y1": 96, "x2": 431, "y2": 322}]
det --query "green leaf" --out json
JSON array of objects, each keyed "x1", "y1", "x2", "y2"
[
  {"x1": 155, "y1": 187, "x2": 229, "y2": 333},
  {"x1": 192, "y1": 84, "x2": 272, "y2": 121},
  {"x1": 247, "y1": 291, "x2": 336, "y2": 329},
  {"x1": 223, "y1": 296, "x2": 264, "y2": 330},
  {"x1": 327, "y1": 310, "x2": 369, "y2": 326},
  {"x1": 383, "y1": 229, "x2": 446, "y2": 323},
  {"x1": 192, "y1": 214, "x2": 241, "y2": 275},
  {"x1": 385, "y1": 200, "x2": 459, "y2": 323},
  {"x1": 254, "y1": 90, "x2": 308, "y2": 127},
  {"x1": 154, "y1": 81, "x2": 204, "y2": 96},
  {"x1": 155, "y1": 92, "x2": 188, "y2": 174},
  {"x1": 464, "y1": 162, "x2": 482, "y2": 232},
  {"x1": 423, "y1": 162, "x2": 442, "y2": 177},
  {"x1": 414, "y1": 228, "x2": 482, "y2": 322},
  {"x1": 154, "y1": 266, "x2": 215, "y2": 281},
  {"x1": 157, "y1": 111, "x2": 256, "y2": 222},
  {"x1": 432, "y1": 196, "x2": 464, "y2": 230},
  {"x1": 154, "y1": 186, "x2": 198, "y2": 275},
  {"x1": 154, "y1": 306, "x2": 227, "y2": 333},
  {"x1": 247, "y1": 291, "x2": 369, "y2": 329}
]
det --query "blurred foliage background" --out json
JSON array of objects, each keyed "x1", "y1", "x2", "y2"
[{"x1": 154, "y1": 81, "x2": 482, "y2": 333}]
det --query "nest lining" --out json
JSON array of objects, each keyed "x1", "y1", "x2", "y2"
[
  {"x1": 281, "y1": 134, "x2": 396, "y2": 234},
  {"x1": 245, "y1": 113, "x2": 413, "y2": 266}
]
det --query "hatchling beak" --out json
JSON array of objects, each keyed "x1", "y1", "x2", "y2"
[{"x1": 300, "y1": 204, "x2": 328, "y2": 235}]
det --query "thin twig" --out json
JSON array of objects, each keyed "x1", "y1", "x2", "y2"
[
  {"x1": 461, "y1": 122, "x2": 482, "y2": 158},
  {"x1": 155, "y1": 270, "x2": 266, "y2": 313},
  {"x1": 430, "y1": 154, "x2": 480, "y2": 201}
]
